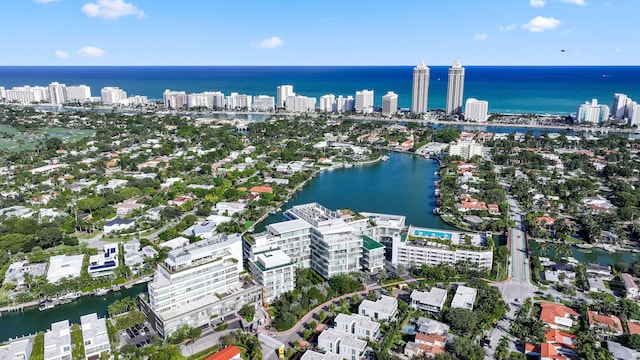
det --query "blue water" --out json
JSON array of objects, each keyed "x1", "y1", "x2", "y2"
[
  {"x1": 413, "y1": 228, "x2": 453, "y2": 239},
  {"x1": 1, "y1": 66, "x2": 639, "y2": 114}
]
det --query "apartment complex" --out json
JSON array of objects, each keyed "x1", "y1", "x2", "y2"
[
  {"x1": 80, "y1": 313, "x2": 111, "y2": 360},
  {"x1": 140, "y1": 233, "x2": 261, "y2": 338}
]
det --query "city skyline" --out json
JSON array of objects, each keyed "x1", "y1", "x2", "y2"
[{"x1": 0, "y1": 0, "x2": 637, "y2": 66}]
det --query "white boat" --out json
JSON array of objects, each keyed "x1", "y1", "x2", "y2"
[
  {"x1": 39, "y1": 300, "x2": 56, "y2": 311},
  {"x1": 381, "y1": 155, "x2": 389, "y2": 161},
  {"x1": 94, "y1": 288, "x2": 109, "y2": 296}
]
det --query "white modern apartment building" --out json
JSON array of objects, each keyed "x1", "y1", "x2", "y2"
[
  {"x1": 410, "y1": 288, "x2": 448, "y2": 313},
  {"x1": 249, "y1": 218, "x2": 312, "y2": 268},
  {"x1": 448, "y1": 140, "x2": 483, "y2": 161},
  {"x1": 382, "y1": 91, "x2": 398, "y2": 115},
  {"x1": 186, "y1": 91, "x2": 225, "y2": 109},
  {"x1": 226, "y1": 93, "x2": 252, "y2": 110},
  {"x1": 0, "y1": 86, "x2": 5, "y2": 100},
  {"x1": 464, "y1": 98, "x2": 489, "y2": 122},
  {"x1": 360, "y1": 235, "x2": 385, "y2": 272},
  {"x1": 253, "y1": 95, "x2": 275, "y2": 111},
  {"x1": 48, "y1": 82, "x2": 67, "y2": 105},
  {"x1": 101, "y1": 87, "x2": 127, "y2": 105},
  {"x1": 65, "y1": 85, "x2": 91, "y2": 103},
  {"x1": 320, "y1": 94, "x2": 336, "y2": 113},
  {"x1": 286, "y1": 94, "x2": 316, "y2": 112},
  {"x1": 0, "y1": 338, "x2": 33, "y2": 360},
  {"x1": 334, "y1": 313, "x2": 380, "y2": 341},
  {"x1": 163, "y1": 89, "x2": 187, "y2": 109},
  {"x1": 576, "y1": 99, "x2": 610, "y2": 124},
  {"x1": 412, "y1": 60, "x2": 430, "y2": 114},
  {"x1": 629, "y1": 103, "x2": 640, "y2": 127},
  {"x1": 249, "y1": 247, "x2": 296, "y2": 303},
  {"x1": 355, "y1": 90, "x2": 374, "y2": 113},
  {"x1": 392, "y1": 226, "x2": 493, "y2": 270},
  {"x1": 141, "y1": 234, "x2": 261, "y2": 338},
  {"x1": 318, "y1": 328, "x2": 367, "y2": 360},
  {"x1": 80, "y1": 313, "x2": 111, "y2": 360},
  {"x1": 359, "y1": 295, "x2": 397, "y2": 321},
  {"x1": 336, "y1": 95, "x2": 355, "y2": 113},
  {"x1": 5, "y1": 86, "x2": 49, "y2": 103},
  {"x1": 128, "y1": 95, "x2": 148, "y2": 106},
  {"x1": 446, "y1": 59, "x2": 465, "y2": 115},
  {"x1": 285, "y1": 203, "x2": 362, "y2": 279},
  {"x1": 44, "y1": 320, "x2": 71, "y2": 360},
  {"x1": 277, "y1": 84, "x2": 294, "y2": 108},
  {"x1": 612, "y1": 93, "x2": 630, "y2": 121}
]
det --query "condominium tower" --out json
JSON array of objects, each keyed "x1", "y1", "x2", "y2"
[
  {"x1": 277, "y1": 85, "x2": 294, "y2": 108},
  {"x1": 411, "y1": 60, "x2": 430, "y2": 114},
  {"x1": 382, "y1": 91, "x2": 398, "y2": 115},
  {"x1": 446, "y1": 59, "x2": 465, "y2": 115}
]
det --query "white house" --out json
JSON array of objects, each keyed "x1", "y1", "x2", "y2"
[
  {"x1": 215, "y1": 202, "x2": 246, "y2": 216},
  {"x1": 44, "y1": 320, "x2": 71, "y2": 360},
  {"x1": 334, "y1": 313, "x2": 380, "y2": 341},
  {"x1": 410, "y1": 288, "x2": 448, "y2": 314},
  {"x1": 317, "y1": 328, "x2": 367, "y2": 360},
  {"x1": 450, "y1": 285, "x2": 477, "y2": 311},
  {"x1": 88, "y1": 244, "x2": 119, "y2": 277},
  {"x1": 622, "y1": 273, "x2": 639, "y2": 299},
  {"x1": 103, "y1": 218, "x2": 135, "y2": 234},
  {"x1": 47, "y1": 255, "x2": 84, "y2": 283},
  {"x1": 359, "y1": 295, "x2": 398, "y2": 321}
]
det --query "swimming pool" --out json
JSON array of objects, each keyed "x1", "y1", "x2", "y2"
[{"x1": 412, "y1": 228, "x2": 452, "y2": 240}]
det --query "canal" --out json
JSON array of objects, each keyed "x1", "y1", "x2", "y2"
[
  {"x1": 255, "y1": 152, "x2": 455, "y2": 232},
  {"x1": 528, "y1": 240, "x2": 639, "y2": 266},
  {"x1": 0, "y1": 284, "x2": 146, "y2": 342}
]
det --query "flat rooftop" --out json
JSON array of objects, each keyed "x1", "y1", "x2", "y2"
[
  {"x1": 268, "y1": 218, "x2": 312, "y2": 235},
  {"x1": 80, "y1": 313, "x2": 110, "y2": 354},
  {"x1": 407, "y1": 226, "x2": 485, "y2": 247},
  {"x1": 44, "y1": 320, "x2": 71, "y2": 360}
]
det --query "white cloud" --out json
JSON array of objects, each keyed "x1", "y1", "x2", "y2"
[
  {"x1": 474, "y1": 33, "x2": 488, "y2": 41},
  {"x1": 34, "y1": 0, "x2": 59, "y2": 4},
  {"x1": 522, "y1": 16, "x2": 561, "y2": 32},
  {"x1": 81, "y1": 0, "x2": 145, "y2": 20},
  {"x1": 530, "y1": 0, "x2": 546, "y2": 7},
  {"x1": 77, "y1": 46, "x2": 106, "y2": 58},
  {"x1": 561, "y1": 0, "x2": 587, "y2": 5},
  {"x1": 54, "y1": 50, "x2": 70, "y2": 59},
  {"x1": 499, "y1": 24, "x2": 517, "y2": 31},
  {"x1": 255, "y1": 36, "x2": 284, "y2": 49}
]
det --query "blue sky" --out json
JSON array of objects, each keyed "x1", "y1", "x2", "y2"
[{"x1": 1, "y1": 0, "x2": 636, "y2": 66}]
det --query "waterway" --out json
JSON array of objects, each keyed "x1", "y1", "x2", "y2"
[
  {"x1": 255, "y1": 152, "x2": 455, "y2": 232},
  {"x1": 528, "y1": 240, "x2": 638, "y2": 266},
  {"x1": 0, "y1": 284, "x2": 146, "y2": 342}
]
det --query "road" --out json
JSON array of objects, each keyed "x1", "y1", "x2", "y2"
[{"x1": 486, "y1": 197, "x2": 537, "y2": 359}]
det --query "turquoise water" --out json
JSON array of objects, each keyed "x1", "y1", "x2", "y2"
[
  {"x1": 413, "y1": 228, "x2": 453, "y2": 239},
  {"x1": 2, "y1": 66, "x2": 639, "y2": 114},
  {"x1": 528, "y1": 240, "x2": 638, "y2": 266},
  {"x1": 255, "y1": 152, "x2": 455, "y2": 232}
]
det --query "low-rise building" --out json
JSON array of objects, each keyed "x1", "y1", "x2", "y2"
[
  {"x1": 607, "y1": 341, "x2": 640, "y2": 360},
  {"x1": 410, "y1": 288, "x2": 448, "y2": 314},
  {"x1": 103, "y1": 218, "x2": 135, "y2": 234},
  {"x1": 392, "y1": 226, "x2": 493, "y2": 270},
  {"x1": 44, "y1": 320, "x2": 72, "y2": 360},
  {"x1": 215, "y1": 202, "x2": 246, "y2": 217},
  {"x1": 47, "y1": 255, "x2": 84, "y2": 283},
  {"x1": 81, "y1": 313, "x2": 111, "y2": 360},
  {"x1": 204, "y1": 345, "x2": 241, "y2": 360},
  {"x1": 0, "y1": 338, "x2": 33, "y2": 360},
  {"x1": 622, "y1": 273, "x2": 639, "y2": 299},
  {"x1": 359, "y1": 295, "x2": 397, "y2": 321},
  {"x1": 334, "y1": 313, "x2": 380, "y2": 341},
  {"x1": 539, "y1": 302, "x2": 580, "y2": 330},
  {"x1": 317, "y1": 328, "x2": 367, "y2": 360},
  {"x1": 88, "y1": 244, "x2": 118, "y2": 277},
  {"x1": 450, "y1": 285, "x2": 477, "y2": 311},
  {"x1": 300, "y1": 350, "x2": 343, "y2": 360},
  {"x1": 588, "y1": 311, "x2": 623, "y2": 338}
]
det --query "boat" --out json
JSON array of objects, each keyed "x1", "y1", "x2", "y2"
[
  {"x1": 94, "y1": 288, "x2": 109, "y2": 296},
  {"x1": 343, "y1": 163, "x2": 353, "y2": 168},
  {"x1": 59, "y1": 292, "x2": 81, "y2": 301},
  {"x1": 39, "y1": 300, "x2": 56, "y2": 311},
  {"x1": 381, "y1": 155, "x2": 389, "y2": 161}
]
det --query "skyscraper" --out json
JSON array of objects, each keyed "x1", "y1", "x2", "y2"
[
  {"x1": 355, "y1": 89, "x2": 374, "y2": 113},
  {"x1": 382, "y1": 91, "x2": 398, "y2": 115},
  {"x1": 48, "y1": 82, "x2": 67, "y2": 105},
  {"x1": 411, "y1": 60, "x2": 430, "y2": 114},
  {"x1": 464, "y1": 98, "x2": 489, "y2": 122},
  {"x1": 277, "y1": 85, "x2": 294, "y2": 108},
  {"x1": 446, "y1": 59, "x2": 465, "y2": 115}
]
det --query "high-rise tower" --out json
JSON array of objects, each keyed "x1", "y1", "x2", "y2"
[
  {"x1": 411, "y1": 60, "x2": 430, "y2": 114},
  {"x1": 446, "y1": 59, "x2": 465, "y2": 115}
]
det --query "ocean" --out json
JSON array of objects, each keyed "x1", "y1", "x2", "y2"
[{"x1": 1, "y1": 66, "x2": 639, "y2": 115}]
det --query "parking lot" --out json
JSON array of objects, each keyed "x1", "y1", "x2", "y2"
[{"x1": 121, "y1": 322, "x2": 155, "y2": 348}]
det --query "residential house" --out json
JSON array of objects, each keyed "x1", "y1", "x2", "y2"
[
  {"x1": 607, "y1": 341, "x2": 640, "y2": 360},
  {"x1": 81, "y1": 313, "x2": 111, "y2": 360},
  {"x1": 103, "y1": 218, "x2": 135, "y2": 234},
  {"x1": 215, "y1": 202, "x2": 246, "y2": 216},
  {"x1": 622, "y1": 273, "x2": 639, "y2": 299},
  {"x1": 88, "y1": 244, "x2": 119, "y2": 277},
  {"x1": 44, "y1": 320, "x2": 72, "y2": 360},
  {"x1": 334, "y1": 313, "x2": 380, "y2": 341},
  {"x1": 410, "y1": 288, "x2": 448, "y2": 314},
  {"x1": 359, "y1": 295, "x2": 397, "y2": 321},
  {"x1": 588, "y1": 311, "x2": 623, "y2": 338},
  {"x1": 539, "y1": 302, "x2": 580, "y2": 330},
  {"x1": 450, "y1": 285, "x2": 477, "y2": 311},
  {"x1": 204, "y1": 346, "x2": 241, "y2": 360},
  {"x1": 317, "y1": 328, "x2": 367, "y2": 360},
  {"x1": 300, "y1": 350, "x2": 342, "y2": 360},
  {"x1": 0, "y1": 338, "x2": 33, "y2": 360}
]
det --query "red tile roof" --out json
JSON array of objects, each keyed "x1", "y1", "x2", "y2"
[
  {"x1": 628, "y1": 320, "x2": 640, "y2": 336},
  {"x1": 539, "y1": 302, "x2": 579, "y2": 327},
  {"x1": 588, "y1": 311, "x2": 623, "y2": 333},
  {"x1": 205, "y1": 346, "x2": 241, "y2": 360},
  {"x1": 544, "y1": 329, "x2": 576, "y2": 348}
]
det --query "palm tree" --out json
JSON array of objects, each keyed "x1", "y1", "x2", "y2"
[
  {"x1": 554, "y1": 243, "x2": 572, "y2": 258},
  {"x1": 537, "y1": 241, "x2": 550, "y2": 255}
]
